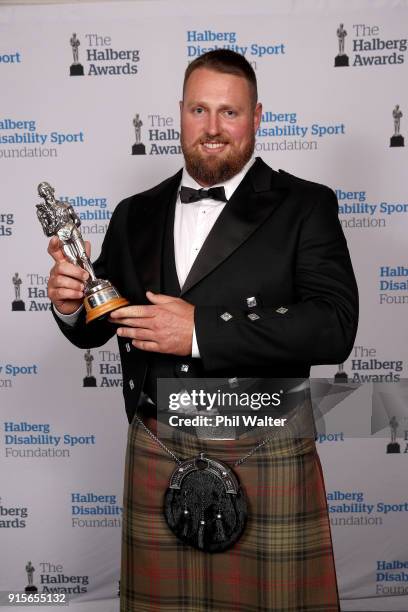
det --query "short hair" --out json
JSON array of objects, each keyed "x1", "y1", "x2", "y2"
[{"x1": 183, "y1": 49, "x2": 258, "y2": 106}]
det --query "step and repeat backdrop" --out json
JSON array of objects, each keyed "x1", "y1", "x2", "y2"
[{"x1": 1, "y1": 0, "x2": 408, "y2": 610}]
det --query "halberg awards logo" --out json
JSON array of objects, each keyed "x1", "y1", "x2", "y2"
[
  {"x1": 371, "y1": 379, "x2": 408, "y2": 453},
  {"x1": 68, "y1": 32, "x2": 140, "y2": 77},
  {"x1": 81, "y1": 349, "x2": 122, "y2": 387},
  {"x1": 130, "y1": 112, "x2": 182, "y2": 156},
  {"x1": 387, "y1": 415, "x2": 400, "y2": 454},
  {"x1": 131, "y1": 113, "x2": 146, "y2": 155},
  {"x1": 390, "y1": 105, "x2": 404, "y2": 147},
  {"x1": 21, "y1": 561, "x2": 89, "y2": 594},
  {"x1": 25, "y1": 561, "x2": 38, "y2": 593},
  {"x1": 335, "y1": 23, "x2": 349, "y2": 67},
  {"x1": 12, "y1": 272, "x2": 25, "y2": 311},
  {"x1": 333, "y1": 22, "x2": 408, "y2": 67},
  {"x1": 83, "y1": 349, "x2": 96, "y2": 387},
  {"x1": 69, "y1": 33, "x2": 84, "y2": 76},
  {"x1": 334, "y1": 363, "x2": 348, "y2": 383},
  {"x1": 11, "y1": 272, "x2": 51, "y2": 312}
]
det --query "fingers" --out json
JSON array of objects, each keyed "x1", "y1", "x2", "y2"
[
  {"x1": 108, "y1": 295, "x2": 193, "y2": 356},
  {"x1": 109, "y1": 294, "x2": 180, "y2": 322},
  {"x1": 112, "y1": 317, "x2": 154, "y2": 329},
  {"x1": 109, "y1": 305, "x2": 155, "y2": 320},
  {"x1": 113, "y1": 317, "x2": 159, "y2": 351},
  {"x1": 48, "y1": 273, "x2": 85, "y2": 302},
  {"x1": 48, "y1": 260, "x2": 88, "y2": 307},
  {"x1": 49, "y1": 271, "x2": 85, "y2": 294},
  {"x1": 48, "y1": 261, "x2": 89, "y2": 302},
  {"x1": 47, "y1": 239, "x2": 91, "y2": 316},
  {"x1": 47, "y1": 237, "x2": 91, "y2": 270},
  {"x1": 131, "y1": 340, "x2": 159, "y2": 352},
  {"x1": 146, "y1": 290, "x2": 177, "y2": 305},
  {"x1": 117, "y1": 327, "x2": 155, "y2": 341},
  {"x1": 49, "y1": 287, "x2": 84, "y2": 302},
  {"x1": 50, "y1": 260, "x2": 88, "y2": 283},
  {"x1": 110, "y1": 293, "x2": 180, "y2": 321}
]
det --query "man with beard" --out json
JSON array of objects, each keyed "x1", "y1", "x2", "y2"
[{"x1": 48, "y1": 50, "x2": 358, "y2": 611}]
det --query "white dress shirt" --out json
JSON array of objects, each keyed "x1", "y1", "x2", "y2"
[
  {"x1": 176, "y1": 157, "x2": 255, "y2": 355},
  {"x1": 55, "y1": 157, "x2": 256, "y2": 358}
]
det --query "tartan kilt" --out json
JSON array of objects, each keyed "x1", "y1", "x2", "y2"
[{"x1": 121, "y1": 408, "x2": 339, "y2": 612}]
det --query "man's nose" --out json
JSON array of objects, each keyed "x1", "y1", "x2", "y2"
[{"x1": 206, "y1": 112, "x2": 221, "y2": 136}]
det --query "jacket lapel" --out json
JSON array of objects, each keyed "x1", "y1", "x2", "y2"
[
  {"x1": 181, "y1": 158, "x2": 288, "y2": 296},
  {"x1": 127, "y1": 169, "x2": 182, "y2": 295}
]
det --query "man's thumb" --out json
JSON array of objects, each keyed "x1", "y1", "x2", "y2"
[{"x1": 47, "y1": 236, "x2": 66, "y2": 263}]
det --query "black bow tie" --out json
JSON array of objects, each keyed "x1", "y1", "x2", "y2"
[{"x1": 179, "y1": 185, "x2": 227, "y2": 204}]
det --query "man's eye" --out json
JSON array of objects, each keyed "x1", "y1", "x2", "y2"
[
  {"x1": 193, "y1": 107, "x2": 204, "y2": 114},
  {"x1": 224, "y1": 110, "x2": 237, "y2": 117}
]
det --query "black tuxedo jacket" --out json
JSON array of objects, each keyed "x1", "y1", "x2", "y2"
[{"x1": 54, "y1": 158, "x2": 358, "y2": 423}]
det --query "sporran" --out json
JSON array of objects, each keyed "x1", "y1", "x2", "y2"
[{"x1": 135, "y1": 415, "x2": 280, "y2": 554}]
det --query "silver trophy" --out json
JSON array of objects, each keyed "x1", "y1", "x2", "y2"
[{"x1": 36, "y1": 181, "x2": 128, "y2": 323}]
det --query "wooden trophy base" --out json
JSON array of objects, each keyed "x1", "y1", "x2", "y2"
[{"x1": 85, "y1": 296, "x2": 129, "y2": 324}]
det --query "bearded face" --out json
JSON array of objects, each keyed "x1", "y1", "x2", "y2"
[{"x1": 180, "y1": 68, "x2": 261, "y2": 186}]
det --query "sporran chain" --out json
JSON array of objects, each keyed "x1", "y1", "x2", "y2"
[{"x1": 135, "y1": 415, "x2": 278, "y2": 467}]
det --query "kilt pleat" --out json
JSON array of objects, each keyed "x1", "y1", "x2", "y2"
[{"x1": 120, "y1": 412, "x2": 339, "y2": 612}]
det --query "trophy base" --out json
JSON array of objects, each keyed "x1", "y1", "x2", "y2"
[
  {"x1": 386, "y1": 442, "x2": 400, "y2": 454},
  {"x1": 84, "y1": 281, "x2": 129, "y2": 324},
  {"x1": 25, "y1": 586, "x2": 38, "y2": 593},
  {"x1": 390, "y1": 135, "x2": 404, "y2": 147},
  {"x1": 85, "y1": 296, "x2": 129, "y2": 323},
  {"x1": 334, "y1": 54, "x2": 349, "y2": 67},
  {"x1": 132, "y1": 143, "x2": 146, "y2": 155},
  {"x1": 12, "y1": 300, "x2": 25, "y2": 311},
  {"x1": 334, "y1": 372, "x2": 348, "y2": 383},
  {"x1": 70, "y1": 63, "x2": 84, "y2": 76},
  {"x1": 83, "y1": 376, "x2": 97, "y2": 387}
]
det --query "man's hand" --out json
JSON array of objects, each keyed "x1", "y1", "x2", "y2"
[
  {"x1": 109, "y1": 291, "x2": 195, "y2": 356},
  {"x1": 47, "y1": 236, "x2": 90, "y2": 315}
]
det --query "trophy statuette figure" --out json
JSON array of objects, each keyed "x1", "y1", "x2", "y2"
[{"x1": 36, "y1": 181, "x2": 129, "y2": 323}]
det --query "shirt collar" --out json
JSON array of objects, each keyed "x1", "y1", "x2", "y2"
[{"x1": 181, "y1": 156, "x2": 255, "y2": 202}]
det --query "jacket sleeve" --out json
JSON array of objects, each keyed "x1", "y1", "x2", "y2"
[
  {"x1": 194, "y1": 187, "x2": 359, "y2": 370},
  {"x1": 51, "y1": 200, "x2": 127, "y2": 349}
]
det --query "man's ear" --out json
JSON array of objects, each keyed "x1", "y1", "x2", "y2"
[{"x1": 254, "y1": 102, "x2": 262, "y2": 132}]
